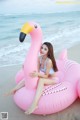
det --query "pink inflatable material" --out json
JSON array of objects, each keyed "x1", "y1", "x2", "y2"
[{"x1": 14, "y1": 22, "x2": 80, "y2": 115}]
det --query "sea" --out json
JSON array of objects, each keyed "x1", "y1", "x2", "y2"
[{"x1": 0, "y1": 11, "x2": 80, "y2": 67}]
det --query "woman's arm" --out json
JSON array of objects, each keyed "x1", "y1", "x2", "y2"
[{"x1": 30, "y1": 59, "x2": 55, "y2": 79}]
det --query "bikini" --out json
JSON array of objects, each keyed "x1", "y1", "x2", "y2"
[{"x1": 39, "y1": 57, "x2": 54, "y2": 75}]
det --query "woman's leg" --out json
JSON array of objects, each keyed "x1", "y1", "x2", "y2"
[
  {"x1": 4, "y1": 79, "x2": 25, "y2": 96},
  {"x1": 25, "y1": 78, "x2": 56, "y2": 114}
]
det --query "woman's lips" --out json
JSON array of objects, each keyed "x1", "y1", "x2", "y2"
[
  {"x1": 40, "y1": 51, "x2": 44, "y2": 54},
  {"x1": 40, "y1": 52, "x2": 43, "y2": 54},
  {"x1": 40, "y1": 52, "x2": 45, "y2": 56}
]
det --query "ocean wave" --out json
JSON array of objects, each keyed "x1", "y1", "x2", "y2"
[
  {"x1": 0, "y1": 24, "x2": 80, "y2": 66},
  {"x1": 52, "y1": 20, "x2": 74, "y2": 25},
  {"x1": 0, "y1": 42, "x2": 30, "y2": 57},
  {"x1": 0, "y1": 42, "x2": 31, "y2": 67},
  {"x1": 0, "y1": 11, "x2": 80, "y2": 67}
]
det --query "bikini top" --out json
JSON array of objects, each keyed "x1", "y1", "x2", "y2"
[{"x1": 39, "y1": 56, "x2": 54, "y2": 75}]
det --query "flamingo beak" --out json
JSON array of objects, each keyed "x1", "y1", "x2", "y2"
[{"x1": 19, "y1": 23, "x2": 34, "y2": 42}]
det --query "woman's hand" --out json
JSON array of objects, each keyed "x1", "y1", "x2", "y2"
[{"x1": 29, "y1": 71, "x2": 39, "y2": 78}]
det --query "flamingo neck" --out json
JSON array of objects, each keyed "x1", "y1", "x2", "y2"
[
  {"x1": 25, "y1": 33, "x2": 42, "y2": 68},
  {"x1": 31, "y1": 37, "x2": 41, "y2": 52},
  {"x1": 24, "y1": 33, "x2": 42, "y2": 89}
]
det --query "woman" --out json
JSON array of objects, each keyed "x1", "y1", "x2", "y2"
[{"x1": 5, "y1": 42, "x2": 58, "y2": 114}]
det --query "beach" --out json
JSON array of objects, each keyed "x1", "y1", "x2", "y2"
[{"x1": 0, "y1": 43, "x2": 80, "y2": 120}]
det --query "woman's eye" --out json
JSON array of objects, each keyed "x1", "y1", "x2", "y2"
[
  {"x1": 45, "y1": 48, "x2": 47, "y2": 51},
  {"x1": 34, "y1": 25, "x2": 37, "y2": 28}
]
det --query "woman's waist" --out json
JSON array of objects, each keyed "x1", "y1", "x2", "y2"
[{"x1": 40, "y1": 68, "x2": 54, "y2": 75}]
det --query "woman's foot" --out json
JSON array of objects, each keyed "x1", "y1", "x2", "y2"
[
  {"x1": 25, "y1": 103, "x2": 38, "y2": 115},
  {"x1": 4, "y1": 89, "x2": 16, "y2": 96}
]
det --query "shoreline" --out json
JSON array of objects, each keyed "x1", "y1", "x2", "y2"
[{"x1": 0, "y1": 42, "x2": 80, "y2": 68}]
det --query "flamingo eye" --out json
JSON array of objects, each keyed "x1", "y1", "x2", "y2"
[{"x1": 34, "y1": 25, "x2": 38, "y2": 28}]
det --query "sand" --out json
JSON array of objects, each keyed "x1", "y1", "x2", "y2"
[{"x1": 0, "y1": 43, "x2": 80, "y2": 120}]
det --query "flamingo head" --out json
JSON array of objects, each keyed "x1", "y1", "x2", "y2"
[{"x1": 19, "y1": 22, "x2": 42, "y2": 42}]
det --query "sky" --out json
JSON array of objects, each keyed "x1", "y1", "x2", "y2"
[{"x1": 0, "y1": 0, "x2": 80, "y2": 14}]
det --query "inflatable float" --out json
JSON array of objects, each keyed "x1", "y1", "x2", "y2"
[{"x1": 13, "y1": 22, "x2": 80, "y2": 115}]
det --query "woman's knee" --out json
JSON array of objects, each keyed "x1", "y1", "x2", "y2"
[{"x1": 39, "y1": 78, "x2": 45, "y2": 84}]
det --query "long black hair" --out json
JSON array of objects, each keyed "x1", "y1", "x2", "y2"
[{"x1": 43, "y1": 42, "x2": 58, "y2": 72}]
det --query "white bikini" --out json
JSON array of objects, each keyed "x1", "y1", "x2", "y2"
[{"x1": 39, "y1": 57, "x2": 54, "y2": 75}]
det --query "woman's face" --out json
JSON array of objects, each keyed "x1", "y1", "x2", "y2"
[{"x1": 40, "y1": 44, "x2": 48, "y2": 56}]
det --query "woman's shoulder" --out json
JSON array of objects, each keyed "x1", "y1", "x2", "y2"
[{"x1": 46, "y1": 57, "x2": 52, "y2": 65}]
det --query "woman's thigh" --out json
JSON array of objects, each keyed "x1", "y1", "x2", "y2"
[{"x1": 39, "y1": 78, "x2": 56, "y2": 85}]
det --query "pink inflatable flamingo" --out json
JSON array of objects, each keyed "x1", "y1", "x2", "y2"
[{"x1": 14, "y1": 22, "x2": 80, "y2": 115}]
